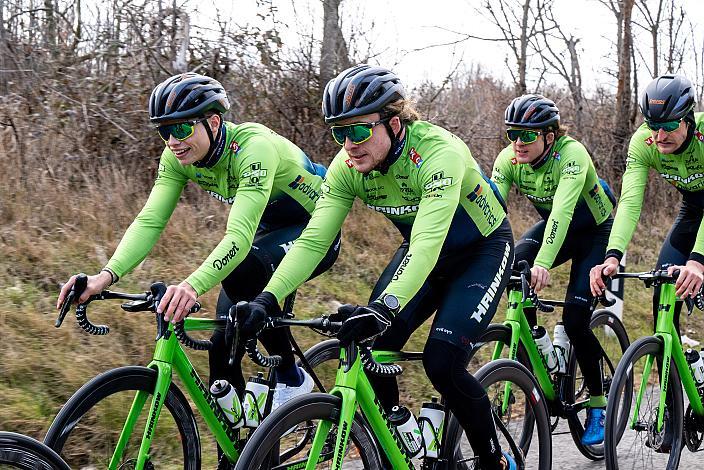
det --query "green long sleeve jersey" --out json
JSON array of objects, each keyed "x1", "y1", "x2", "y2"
[
  {"x1": 105, "y1": 121, "x2": 325, "y2": 296},
  {"x1": 492, "y1": 136, "x2": 614, "y2": 269},
  {"x1": 264, "y1": 120, "x2": 508, "y2": 309},
  {"x1": 607, "y1": 112, "x2": 704, "y2": 260}
]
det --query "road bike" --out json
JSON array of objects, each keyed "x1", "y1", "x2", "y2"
[{"x1": 468, "y1": 261, "x2": 630, "y2": 461}]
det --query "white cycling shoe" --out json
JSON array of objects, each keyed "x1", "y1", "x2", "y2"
[{"x1": 272, "y1": 368, "x2": 314, "y2": 411}]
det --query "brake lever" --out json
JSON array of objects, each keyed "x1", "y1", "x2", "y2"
[
  {"x1": 150, "y1": 282, "x2": 169, "y2": 340},
  {"x1": 56, "y1": 274, "x2": 88, "y2": 328},
  {"x1": 228, "y1": 302, "x2": 247, "y2": 367}
]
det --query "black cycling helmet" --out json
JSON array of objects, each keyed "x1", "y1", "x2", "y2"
[
  {"x1": 149, "y1": 73, "x2": 230, "y2": 124},
  {"x1": 322, "y1": 65, "x2": 405, "y2": 124},
  {"x1": 504, "y1": 94, "x2": 560, "y2": 129},
  {"x1": 640, "y1": 74, "x2": 695, "y2": 122}
]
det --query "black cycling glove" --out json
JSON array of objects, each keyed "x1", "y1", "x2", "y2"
[{"x1": 336, "y1": 302, "x2": 393, "y2": 346}]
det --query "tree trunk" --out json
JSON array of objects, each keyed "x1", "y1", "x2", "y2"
[
  {"x1": 613, "y1": 0, "x2": 634, "y2": 163},
  {"x1": 516, "y1": 0, "x2": 530, "y2": 95},
  {"x1": 43, "y1": 0, "x2": 57, "y2": 56},
  {"x1": 319, "y1": 0, "x2": 350, "y2": 91}
]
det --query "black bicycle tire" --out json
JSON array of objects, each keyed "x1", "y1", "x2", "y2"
[
  {"x1": 469, "y1": 323, "x2": 536, "y2": 454},
  {"x1": 444, "y1": 358, "x2": 552, "y2": 470},
  {"x1": 604, "y1": 335, "x2": 684, "y2": 470},
  {"x1": 233, "y1": 393, "x2": 382, "y2": 469},
  {"x1": 0, "y1": 432, "x2": 71, "y2": 470},
  {"x1": 44, "y1": 365, "x2": 201, "y2": 469},
  {"x1": 564, "y1": 309, "x2": 631, "y2": 460}
]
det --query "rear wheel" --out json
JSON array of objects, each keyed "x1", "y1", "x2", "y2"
[
  {"x1": 444, "y1": 359, "x2": 552, "y2": 470},
  {"x1": 0, "y1": 432, "x2": 71, "y2": 470},
  {"x1": 233, "y1": 393, "x2": 382, "y2": 469},
  {"x1": 469, "y1": 323, "x2": 536, "y2": 455}
]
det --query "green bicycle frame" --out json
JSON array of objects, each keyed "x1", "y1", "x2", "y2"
[
  {"x1": 490, "y1": 287, "x2": 557, "y2": 414},
  {"x1": 109, "y1": 318, "x2": 239, "y2": 469},
  {"x1": 631, "y1": 282, "x2": 704, "y2": 433},
  {"x1": 304, "y1": 349, "x2": 415, "y2": 470}
]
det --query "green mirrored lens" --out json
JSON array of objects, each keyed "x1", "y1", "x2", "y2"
[
  {"x1": 330, "y1": 124, "x2": 373, "y2": 145},
  {"x1": 507, "y1": 129, "x2": 539, "y2": 143},
  {"x1": 157, "y1": 122, "x2": 196, "y2": 141},
  {"x1": 646, "y1": 120, "x2": 680, "y2": 132}
]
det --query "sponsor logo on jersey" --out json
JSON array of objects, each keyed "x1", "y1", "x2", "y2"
[
  {"x1": 229, "y1": 140, "x2": 240, "y2": 153},
  {"x1": 696, "y1": 130, "x2": 704, "y2": 143},
  {"x1": 525, "y1": 194, "x2": 553, "y2": 204},
  {"x1": 345, "y1": 158, "x2": 354, "y2": 168},
  {"x1": 588, "y1": 183, "x2": 609, "y2": 217},
  {"x1": 661, "y1": 172, "x2": 704, "y2": 187},
  {"x1": 206, "y1": 190, "x2": 236, "y2": 204},
  {"x1": 288, "y1": 175, "x2": 321, "y2": 202},
  {"x1": 367, "y1": 204, "x2": 418, "y2": 216},
  {"x1": 470, "y1": 242, "x2": 511, "y2": 323},
  {"x1": 212, "y1": 241, "x2": 240, "y2": 270},
  {"x1": 392, "y1": 253, "x2": 412, "y2": 281},
  {"x1": 467, "y1": 184, "x2": 499, "y2": 226},
  {"x1": 424, "y1": 171, "x2": 453, "y2": 191},
  {"x1": 279, "y1": 240, "x2": 295, "y2": 254},
  {"x1": 553, "y1": 151, "x2": 561, "y2": 161},
  {"x1": 645, "y1": 136, "x2": 655, "y2": 146},
  {"x1": 545, "y1": 219, "x2": 559, "y2": 244},
  {"x1": 561, "y1": 161, "x2": 581, "y2": 175},
  {"x1": 242, "y1": 162, "x2": 267, "y2": 185},
  {"x1": 510, "y1": 157, "x2": 518, "y2": 165},
  {"x1": 409, "y1": 148, "x2": 423, "y2": 167}
]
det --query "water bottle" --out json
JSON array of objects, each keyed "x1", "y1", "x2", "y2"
[
  {"x1": 685, "y1": 349, "x2": 704, "y2": 387},
  {"x1": 388, "y1": 405, "x2": 423, "y2": 457},
  {"x1": 243, "y1": 372, "x2": 270, "y2": 428},
  {"x1": 210, "y1": 379, "x2": 244, "y2": 429},
  {"x1": 419, "y1": 397, "x2": 445, "y2": 458},
  {"x1": 552, "y1": 322, "x2": 570, "y2": 374},
  {"x1": 532, "y1": 326, "x2": 559, "y2": 373}
]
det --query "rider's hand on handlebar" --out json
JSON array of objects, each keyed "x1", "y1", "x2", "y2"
[
  {"x1": 668, "y1": 260, "x2": 704, "y2": 299},
  {"x1": 336, "y1": 302, "x2": 392, "y2": 346},
  {"x1": 158, "y1": 281, "x2": 199, "y2": 323},
  {"x1": 589, "y1": 258, "x2": 619, "y2": 296},
  {"x1": 57, "y1": 271, "x2": 112, "y2": 308},
  {"x1": 530, "y1": 266, "x2": 550, "y2": 292},
  {"x1": 232, "y1": 292, "x2": 282, "y2": 337}
]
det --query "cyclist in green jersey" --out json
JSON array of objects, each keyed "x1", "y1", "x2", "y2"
[
  {"x1": 492, "y1": 94, "x2": 616, "y2": 445},
  {"x1": 236, "y1": 65, "x2": 518, "y2": 470},
  {"x1": 591, "y1": 75, "x2": 704, "y2": 320},
  {"x1": 56, "y1": 73, "x2": 340, "y2": 408}
]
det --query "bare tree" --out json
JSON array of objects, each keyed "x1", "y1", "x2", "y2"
[
  {"x1": 533, "y1": 0, "x2": 584, "y2": 126},
  {"x1": 599, "y1": 0, "x2": 635, "y2": 160},
  {"x1": 663, "y1": 0, "x2": 687, "y2": 73},
  {"x1": 633, "y1": 0, "x2": 664, "y2": 76},
  {"x1": 319, "y1": 0, "x2": 350, "y2": 90},
  {"x1": 480, "y1": 0, "x2": 549, "y2": 95}
]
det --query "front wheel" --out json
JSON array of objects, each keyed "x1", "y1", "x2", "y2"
[
  {"x1": 233, "y1": 393, "x2": 382, "y2": 469},
  {"x1": 604, "y1": 335, "x2": 684, "y2": 470},
  {"x1": 44, "y1": 366, "x2": 201, "y2": 469},
  {"x1": 0, "y1": 432, "x2": 71, "y2": 470},
  {"x1": 564, "y1": 309, "x2": 631, "y2": 460},
  {"x1": 444, "y1": 359, "x2": 552, "y2": 470}
]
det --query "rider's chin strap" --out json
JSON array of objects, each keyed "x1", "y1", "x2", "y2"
[
  {"x1": 374, "y1": 119, "x2": 406, "y2": 175},
  {"x1": 673, "y1": 111, "x2": 696, "y2": 155},
  {"x1": 530, "y1": 135, "x2": 555, "y2": 171},
  {"x1": 194, "y1": 119, "x2": 227, "y2": 169}
]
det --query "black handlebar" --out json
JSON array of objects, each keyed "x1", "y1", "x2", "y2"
[
  {"x1": 56, "y1": 276, "x2": 203, "y2": 347},
  {"x1": 229, "y1": 302, "x2": 403, "y2": 377}
]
